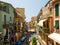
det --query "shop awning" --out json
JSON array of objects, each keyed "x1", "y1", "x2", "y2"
[
  {"x1": 48, "y1": 33, "x2": 60, "y2": 44},
  {"x1": 37, "y1": 19, "x2": 47, "y2": 26}
]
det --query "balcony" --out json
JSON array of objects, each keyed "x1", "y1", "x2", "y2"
[
  {"x1": 3, "y1": 24, "x2": 10, "y2": 28},
  {"x1": 14, "y1": 18, "x2": 20, "y2": 22},
  {"x1": 38, "y1": 26, "x2": 50, "y2": 34},
  {"x1": 40, "y1": 14, "x2": 52, "y2": 20},
  {"x1": 40, "y1": 7, "x2": 53, "y2": 20}
]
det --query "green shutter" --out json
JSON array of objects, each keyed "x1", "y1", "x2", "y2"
[
  {"x1": 55, "y1": 4, "x2": 59, "y2": 16},
  {"x1": 4, "y1": 15, "x2": 6, "y2": 24},
  {"x1": 55, "y1": 20, "x2": 59, "y2": 29}
]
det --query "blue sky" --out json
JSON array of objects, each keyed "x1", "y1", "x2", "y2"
[{"x1": 2, "y1": 0, "x2": 49, "y2": 22}]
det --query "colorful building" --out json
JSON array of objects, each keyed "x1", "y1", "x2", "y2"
[
  {"x1": 48, "y1": 0, "x2": 60, "y2": 45},
  {"x1": 14, "y1": 8, "x2": 26, "y2": 41},
  {"x1": 37, "y1": 0, "x2": 60, "y2": 45},
  {"x1": 0, "y1": 1, "x2": 14, "y2": 39}
]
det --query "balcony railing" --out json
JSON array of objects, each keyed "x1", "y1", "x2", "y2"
[
  {"x1": 40, "y1": 14, "x2": 52, "y2": 20},
  {"x1": 40, "y1": 7, "x2": 53, "y2": 19},
  {"x1": 3, "y1": 24, "x2": 10, "y2": 28},
  {"x1": 14, "y1": 18, "x2": 20, "y2": 22}
]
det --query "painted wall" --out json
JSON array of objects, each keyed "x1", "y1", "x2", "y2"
[
  {"x1": 0, "y1": 2, "x2": 14, "y2": 36},
  {"x1": 53, "y1": 1, "x2": 60, "y2": 32}
]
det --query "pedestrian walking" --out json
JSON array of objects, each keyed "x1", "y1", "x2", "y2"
[
  {"x1": 10, "y1": 31, "x2": 14, "y2": 45},
  {"x1": 14, "y1": 34, "x2": 17, "y2": 45},
  {"x1": 3, "y1": 35, "x2": 8, "y2": 45}
]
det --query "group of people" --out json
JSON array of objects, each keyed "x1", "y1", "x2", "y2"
[{"x1": 3, "y1": 30, "x2": 17, "y2": 45}]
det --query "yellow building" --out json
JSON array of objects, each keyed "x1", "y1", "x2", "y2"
[{"x1": 14, "y1": 8, "x2": 26, "y2": 41}]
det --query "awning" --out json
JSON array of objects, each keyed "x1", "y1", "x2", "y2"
[
  {"x1": 28, "y1": 29, "x2": 35, "y2": 32},
  {"x1": 37, "y1": 19, "x2": 47, "y2": 26},
  {"x1": 48, "y1": 33, "x2": 60, "y2": 44}
]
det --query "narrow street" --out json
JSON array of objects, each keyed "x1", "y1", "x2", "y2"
[
  {"x1": 19, "y1": 29, "x2": 43, "y2": 45},
  {"x1": 0, "y1": 0, "x2": 60, "y2": 45}
]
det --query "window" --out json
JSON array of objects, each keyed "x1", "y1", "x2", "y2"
[
  {"x1": 0, "y1": 6, "x2": 9, "y2": 13},
  {"x1": 10, "y1": 17, "x2": 12, "y2": 21},
  {"x1": 0, "y1": 6, "x2": 2, "y2": 10},
  {"x1": 55, "y1": 20, "x2": 59, "y2": 29},
  {"x1": 4, "y1": 15, "x2": 6, "y2": 24},
  {"x1": 9, "y1": 17, "x2": 12, "y2": 24},
  {"x1": 55, "y1": 4, "x2": 59, "y2": 16},
  {"x1": 3, "y1": 6, "x2": 7, "y2": 11}
]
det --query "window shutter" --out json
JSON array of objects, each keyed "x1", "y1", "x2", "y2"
[
  {"x1": 55, "y1": 4, "x2": 59, "y2": 16},
  {"x1": 55, "y1": 20, "x2": 59, "y2": 29}
]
